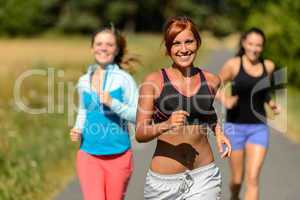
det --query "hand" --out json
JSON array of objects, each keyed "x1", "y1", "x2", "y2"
[
  {"x1": 98, "y1": 91, "x2": 112, "y2": 107},
  {"x1": 167, "y1": 110, "x2": 189, "y2": 130},
  {"x1": 215, "y1": 126, "x2": 232, "y2": 159},
  {"x1": 226, "y1": 95, "x2": 238, "y2": 109},
  {"x1": 70, "y1": 128, "x2": 82, "y2": 142},
  {"x1": 269, "y1": 100, "x2": 280, "y2": 115},
  {"x1": 215, "y1": 90, "x2": 238, "y2": 109}
]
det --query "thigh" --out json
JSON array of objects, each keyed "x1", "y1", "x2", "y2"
[
  {"x1": 224, "y1": 123, "x2": 247, "y2": 150},
  {"x1": 189, "y1": 189, "x2": 221, "y2": 200},
  {"x1": 247, "y1": 124, "x2": 269, "y2": 149},
  {"x1": 245, "y1": 143, "x2": 267, "y2": 180},
  {"x1": 229, "y1": 149, "x2": 245, "y2": 180},
  {"x1": 144, "y1": 172, "x2": 181, "y2": 200},
  {"x1": 187, "y1": 165, "x2": 222, "y2": 200},
  {"x1": 104, "y1": 150, "x2": 133, "y2": 200},
  {"x1": 76, "y1": 150, "x2": 106, "y2": 200}
]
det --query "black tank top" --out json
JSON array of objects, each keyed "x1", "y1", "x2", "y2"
[
  {"x1": 152, "y1": 68, "x2": 217, "y2": 127},
  {"x1": 227, "y1": 57, "x2": 271, "y2": 124}
]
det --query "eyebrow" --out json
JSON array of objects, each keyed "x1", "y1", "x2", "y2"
[
  {"x1": 94, "y1": 41, "x2": 115, "y2": 44},
  {"x1": 174, "y1": 37, "x2": 194, "y2": 42}
]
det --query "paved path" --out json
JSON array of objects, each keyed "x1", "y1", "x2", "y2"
[{"x1": 54, "y1": 49, "x2": 300, "y2": 200}]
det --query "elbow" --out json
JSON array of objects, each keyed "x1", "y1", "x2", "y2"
[
  {"x1": 135, "y1": 133, "x2": 147, "y2": 143},
  {"x1": 135, "y1": 136, "x2": 146, "y2": 143},
  {"x1": 224, "y1": 102, "x2": 234, "y2": 109},
  {"x1": 135, "y1": 128, "x2": 149, "y2": 143}
]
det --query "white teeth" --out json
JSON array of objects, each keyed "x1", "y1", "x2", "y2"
[
  {"x1": 97, "y1": 53, "x2": 108, "y2": 56},
  {"x1": 178, "y1": 55, "x2": 190, "y2": 59}
]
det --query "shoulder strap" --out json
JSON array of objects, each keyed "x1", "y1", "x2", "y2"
[
  {"x1": 161, "y1": 68, "x2": 170, "y2": 83},
  {"x1": 197, "y1": 68, "x2": 215, "y2": 96},
  {"x1": 261, "y1": 59, "x2": 268, "y2": 76},
  {"x1": 197, "y1": 67, "x2": 206, "y2": 84},
  {"x1": 239, "y1": 56, "x2": 245, "y2": 74}
]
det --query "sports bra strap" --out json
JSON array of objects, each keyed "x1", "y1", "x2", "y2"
[
  {"x1": 196, "y1": 67, "x2": 205, "y2": 84},
  {"x1": 161, "y1": 68, "x2": 170, "y2": 83}
]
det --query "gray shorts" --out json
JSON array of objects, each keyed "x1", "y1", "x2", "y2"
[{"x1": 144, "y1": 162, "x2": 221, "y2": 200}]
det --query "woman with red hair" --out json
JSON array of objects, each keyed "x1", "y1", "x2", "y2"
[{"x1": 135, "y1": 16, "x2": 231, "y2": 200}]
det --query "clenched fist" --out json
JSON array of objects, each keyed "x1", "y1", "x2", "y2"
[
  {"x1": 166, "y1": 110, "x2": 189, "y2": 130},
  {"x1": 70, "y1": 128, "x2": 82, "y2": 142}
]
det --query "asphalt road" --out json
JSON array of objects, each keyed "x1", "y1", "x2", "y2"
[{"x1": 54, "y1": 49, "x2": 300, "y2": 200}]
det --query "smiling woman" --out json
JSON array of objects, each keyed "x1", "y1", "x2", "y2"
[
  {"x1": 69, "y1": 27, "x2": 139, "y2": 200},
  {"x1": 91, "y1": 31, "x2": 119, "y2": 67},
  {"x1": 217, "y1": 27, "x2": 280, "y2": 200},
  {"x1": 135, "y1": 16, "x2": 231, "y2": 200},
  {"x1": 163, "y1": 17, "x2": 201, "y2": 69},
  {"x1": 169, "y1": 30, "x2": 198, "y2": 68}
]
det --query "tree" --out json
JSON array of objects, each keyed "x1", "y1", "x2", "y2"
[
  {"x1": 245, "y1": 0, "x2": 300, "y2": 87},
  {"x1": 0, "y1": 0, "x2": 61, "y2": 36}
]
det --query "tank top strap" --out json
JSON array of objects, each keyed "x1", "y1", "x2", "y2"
[
  {"x1": 161, "y1": 68, "x2": 171, "y2": 84},
  {"x1": 239, "y1": 56, "x2": 246, "y2": 74},
  {"x1": 241, "y1": 56, "x2": 268, "y2": 76},
  {"x1": 260, "y1": 59, "x2": 268, "y2": 76}
]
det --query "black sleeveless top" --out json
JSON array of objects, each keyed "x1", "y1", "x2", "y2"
[
  {"x1": 227, "y1": 57, "x2": 271, "y2": 124},
  {"x1": 152, "y1": 68, "x2": 218, "y2": 127}
]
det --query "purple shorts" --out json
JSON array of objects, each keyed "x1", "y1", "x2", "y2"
[{"x1": 224, "y1": 123, "x2": 269, "y2": 151}]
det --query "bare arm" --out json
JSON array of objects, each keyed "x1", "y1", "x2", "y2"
[
  {"x1": 264, "y1": 60, "x2": 280, "y2": 114},
  {"x1": 203, "y1": 71, "x2": 232, "y2": 158},
  {"x1": 135, "y1": 72, "x2": 170, "y2": 143},
  {"x1": 135, "y1": 72, "x2": 189, "y2": 143},
  {"x1": 203, "y1": 70, "x2": 221, "y2": 95},
  {"x1": 218, "y1": 58, "x2": 236, "y2": 85},
  {"x1": 264, "y1": 59, "x2": 275, "y2": 76},
  {"x1": 215, "y1": 58, "x2": 239, "y2": 109}
]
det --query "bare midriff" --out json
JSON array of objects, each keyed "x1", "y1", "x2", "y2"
[{"x1": 150, "y1": 125, "x2": 215, "y2": 174}]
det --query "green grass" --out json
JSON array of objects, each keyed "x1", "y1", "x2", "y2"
[
  {"x1": 287, "y1": 86, "x2": 300, "y2": 142},
  {"x1": 0, "y1": 111, "x2": 76, "y2": 200}
]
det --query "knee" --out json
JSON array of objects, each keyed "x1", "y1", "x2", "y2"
[
  {"x1": 246, "y1": 175, "x2": 259, "y2": 188},
  {"x1": 231, "y1": 179, "x2": 243, "y2": 187},
  {"x1": 231, "y1": 172, "x2": 244, "y2": 185}
]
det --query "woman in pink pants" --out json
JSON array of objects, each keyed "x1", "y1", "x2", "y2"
[{"x1": 70, "y1": 26, "x2": 139, "y2": 200}]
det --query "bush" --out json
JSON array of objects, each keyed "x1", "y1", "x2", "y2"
[
  {"x1": 245, "y1": 0, "x2": 300, "y2": 87},
  {"x1": 0, "y1": 0, "x2": 59, "y2": 36}
]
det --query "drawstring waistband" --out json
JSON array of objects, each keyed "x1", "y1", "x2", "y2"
[
  {"x1": 178, "y1": 171, "x2": 194, "y2": 199},
  {"x1": 147, "y1": 163, "x2": 217, "y2": 199}
]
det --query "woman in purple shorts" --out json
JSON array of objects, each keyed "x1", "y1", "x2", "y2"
[{"x1": 217, "y1": 28, "x2": 280, "y2": 200}]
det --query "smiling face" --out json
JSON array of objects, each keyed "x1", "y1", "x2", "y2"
[
  {"x1": 91, "y1": 31, "x2": 118, "y2": 66},
  {"x1": 242, "y1": 32, "x2": 264, "y2": 62},
  {"x1": 170, "y1": 29, "x2": 198, "y2": 68}
]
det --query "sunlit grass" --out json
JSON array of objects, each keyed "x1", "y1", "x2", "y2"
[
  {"x1": 287, "y1": 86, "x2": 300, "y2": 142},
  {"x1": 0, "y1": 37, "x2": 90, "y2": 71}
]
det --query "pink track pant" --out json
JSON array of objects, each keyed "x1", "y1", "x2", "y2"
[{"x1": 76, "y1": 150, "x2": 133, "y2": 200}]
